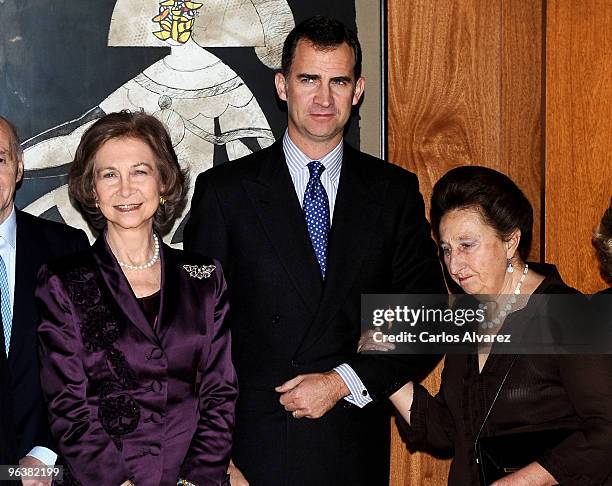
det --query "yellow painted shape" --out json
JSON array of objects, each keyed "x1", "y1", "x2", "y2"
[
  {"x1": 178, "y1": 31, "x2": 192, "y2": 43},
  {"x1": 153, "y1": 30, "x2": 172, "y2": 40}
]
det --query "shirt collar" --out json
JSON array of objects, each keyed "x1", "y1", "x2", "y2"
[
  {"x1": 282, "y1": 130, "x2": 343, "y2": 183},
  {"x1": 0, "y1": 205, "x2": 16, "y2": 249}
]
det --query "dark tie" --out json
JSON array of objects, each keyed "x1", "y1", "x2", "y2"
[{"x1": 303, "y1": 161, "x2": 330, "y2": 279}]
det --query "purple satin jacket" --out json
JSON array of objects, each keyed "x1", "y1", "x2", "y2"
[{"x1": 35, "y1": 236, "x2": 237, "y2": 486}]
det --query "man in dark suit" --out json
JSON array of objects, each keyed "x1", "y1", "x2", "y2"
[
  {"x1": 184, "y1": 16, "x2": 445, "y2": 486},
  {"x1": 0, "y1": 115, "x2": 89, "y2": 484}
]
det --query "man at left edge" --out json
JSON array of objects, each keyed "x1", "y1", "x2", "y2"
[{"x1": 0, "y1": 115, "x2": 89, "y2": 484}]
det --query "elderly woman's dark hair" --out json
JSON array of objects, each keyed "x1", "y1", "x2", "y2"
[
  {"x1": 430, "y1": 166, "x2": 533, "y2": 261},
  {"x1": 69, "y1": 111, "x2": 187, "y2": 234},
  {"x1": 593, "y1": 198, "x2": 612, "y2": 283}
]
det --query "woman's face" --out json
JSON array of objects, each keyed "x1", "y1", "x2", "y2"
[
  {"x1": 438, "y1": 208, "x2": 517, "y2": 296},
  {"x1": 93, "y1": 136, "x2": 163, "y2": 234}
]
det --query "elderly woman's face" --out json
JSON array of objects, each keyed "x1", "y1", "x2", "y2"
[
  {"x1": 439, "y1": 208, "x2": 514, "y2": 296},
  {"x1": 93, "y1": 136, "x2": 162, "y2": 233}
]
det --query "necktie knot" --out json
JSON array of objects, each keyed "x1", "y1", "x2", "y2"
[{"x1": 307, "y1": 161, "x2": 325, "y2": 180}]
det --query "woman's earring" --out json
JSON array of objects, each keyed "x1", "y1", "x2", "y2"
[
  {"x1": 95, "y1": 200, "x2": 99, "y2": 209},
  {"x1": 507, "y1": 259, "x2": 514, "y2": 273},
  {"x1": 159, "y1": 196, "x2": 166, "y2": 206}
]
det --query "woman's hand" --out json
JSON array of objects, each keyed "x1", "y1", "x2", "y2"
[
  {"x1": 389, "y1": 381, "x2": 414, "y2": 425},
  {"x1": 357, "y1": 329, "x2": 396, "y2": 353},
  {"x1": 491, "y1": 462, "x2": 557, "y2": 486},
  {"x1": 228, "y1": 460, "x2": 249, "y2": 486}
]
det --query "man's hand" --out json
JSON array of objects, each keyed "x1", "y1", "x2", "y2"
[
  {"x1": 275, "y1": 371, "x2": 350, "y2": 419},
  {"x1": 19, "y1": 456, "x2": 51, "y2": 486},
  {"x1": 228, "y1": 460, "x2": 249, "y2": 486}
]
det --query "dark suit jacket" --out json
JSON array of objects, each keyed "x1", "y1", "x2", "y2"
[
  {"x1": 0, "y1": 329, "x2": 17, "y2": 465},
  {"x1": 184, "y1": 140, "x2": 445, "y2": 486},
  {"x1": 35, "y1": 236, "x2": 237, "y2": 486},
  {"x1": 9, "y1": 210, "x2": 89, "y2": 459}
]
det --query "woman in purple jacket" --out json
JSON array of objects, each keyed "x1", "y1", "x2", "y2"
[{"x1": 35, "y1": 112, "x2": 237, "y2": 486}]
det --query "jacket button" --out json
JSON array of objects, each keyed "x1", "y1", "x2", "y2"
[
  {"x1": 151, "y1": 380, "x2": 163, "y2": 392},
  {"x1": 150, "y1": 445, "x2": 160, "y2": 456},
  {"x1": 271, "y1": 315, "x2": 281, "y2": 325}
]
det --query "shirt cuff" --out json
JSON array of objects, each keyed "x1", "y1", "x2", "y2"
[
  {"x1": 27, "y1": 446, "x2": 58, "y2": 466},
  {"x1": 334, "y1": 363, "x2": 373, "y2": 408}
]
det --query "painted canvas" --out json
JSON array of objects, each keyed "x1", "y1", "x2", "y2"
[{"x1": 0, "y1": 0, "x2": 383, "y2": 246}]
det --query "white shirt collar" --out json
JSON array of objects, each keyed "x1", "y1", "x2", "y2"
[{"x1": 0, "y1": 205, "x2": 17, "y2": 249}]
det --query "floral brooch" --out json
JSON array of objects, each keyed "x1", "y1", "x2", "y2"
[{"x1": 183, "y1": 264, "x2": 216, "y2": 279}]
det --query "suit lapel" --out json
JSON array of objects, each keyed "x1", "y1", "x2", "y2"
[
  {"x1": 156, "y1": 243, "x2": 179, "y2": 341},
  {"x1": 11, "y1": 211, "x2": 39, "y2": 363},
  {"x1": 242, "y1": 142, "x2": 323, "y2": 315},
  {"x1": 92, "y1": 235, "x2": 159, "y2": 344},
  {"x1": 296, "y1": 144, "x2": 388, "y2": 354}
]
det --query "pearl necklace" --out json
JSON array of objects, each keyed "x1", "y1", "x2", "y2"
[
  {"x1": 480, "y1": 263, "x2": 529, "y2": 329},
  {"x1": 117, "y1": 234, "x2": 160, "y2": 271}
]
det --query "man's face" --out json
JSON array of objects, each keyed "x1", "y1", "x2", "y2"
[
  {"x1": 275, "y1": 40, "x2": 365, "y2": 156},
  {"x1": 0, "y1": 122, "x2": 23, "y2": 224}
]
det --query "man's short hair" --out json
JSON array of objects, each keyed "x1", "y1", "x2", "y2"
[
  {"x1": 281, "y1": 15, "x2": 362, "y2": 80},
  {"x1": 0, "y1": 115, "x2": 24, "y2": 163}
]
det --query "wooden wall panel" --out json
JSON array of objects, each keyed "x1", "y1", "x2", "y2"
[
  {"x1": 545, "y1": 0, "x2": 612, "y2": 293},
  {"x1": 387, "y1": 1, "x2": 543, "y2": 484},
  {"x1": 500, "y1": 1, "x2": 543, "y2": 260},
  {"x1": 387, "y1": 0, "x2": 502, "y2": 206}
]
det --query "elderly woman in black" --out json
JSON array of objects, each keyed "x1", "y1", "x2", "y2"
[{"x1": 390, "y1": 166, "x2": 612, "y2": 485}]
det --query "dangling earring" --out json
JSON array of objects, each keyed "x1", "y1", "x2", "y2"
[
  {"x1": 506, "y1": 258, "x2": 514, "y2": 273},
  {"x1": 95, "y1": 200, "x2": 99, "y2": 209},
  {"x1": 159, "y1": 196, "x2": 166, "y2": 206}
]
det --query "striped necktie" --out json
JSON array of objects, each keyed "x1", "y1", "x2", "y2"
[
  {"x1": 0, "y1": 254, "x2": 12, "y2": 356},
  {"x1": 303, "y1": 161, "x2": 330, "y2": 279}
]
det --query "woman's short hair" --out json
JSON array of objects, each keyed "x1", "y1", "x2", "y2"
[
  {"x1": 430, "y1": 166, "x2": 533, "y2": 261},
  {"x1": 69, "y1": 111, "x2": 188, "y2": 234},
  {"x1": 593, "y1": 198, "x2": 612, "y2": 283}
]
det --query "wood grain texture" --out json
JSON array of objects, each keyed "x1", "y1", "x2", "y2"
[
  {"x1": 545, "y1": 0, "x2": 612, "y2": 293},
  {"x1": 500, "y1": 0, "x2": 543, "y2": 261},
  {"x1": 387, "y1": 1, "x2": 543, "y2": 484},
  {"x1": 387, "y1": 0, "x2": 501, "y2": 208}
]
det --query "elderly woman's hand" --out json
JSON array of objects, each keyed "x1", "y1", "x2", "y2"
[
  {"x1": 357, "y1": 329, "x2": 396, "y2": 353},
  {"x1": 490, "y1": 462, "x2": 557, "y2": 486}
]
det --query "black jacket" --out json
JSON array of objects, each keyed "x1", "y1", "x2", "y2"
[{"x1": 8, "y1": 210, "x2": 89, "y2": 458}]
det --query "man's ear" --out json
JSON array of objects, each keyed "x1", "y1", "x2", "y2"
[
  {"x1": 15, "y1": 159, "x2": 24, "y2": 184},
  {"x1": 275, "y1": 72, "x2": 288, "y2": 101},
  {"x1": 352, "y1": 77, "x2": 365, "y2": 106}
]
